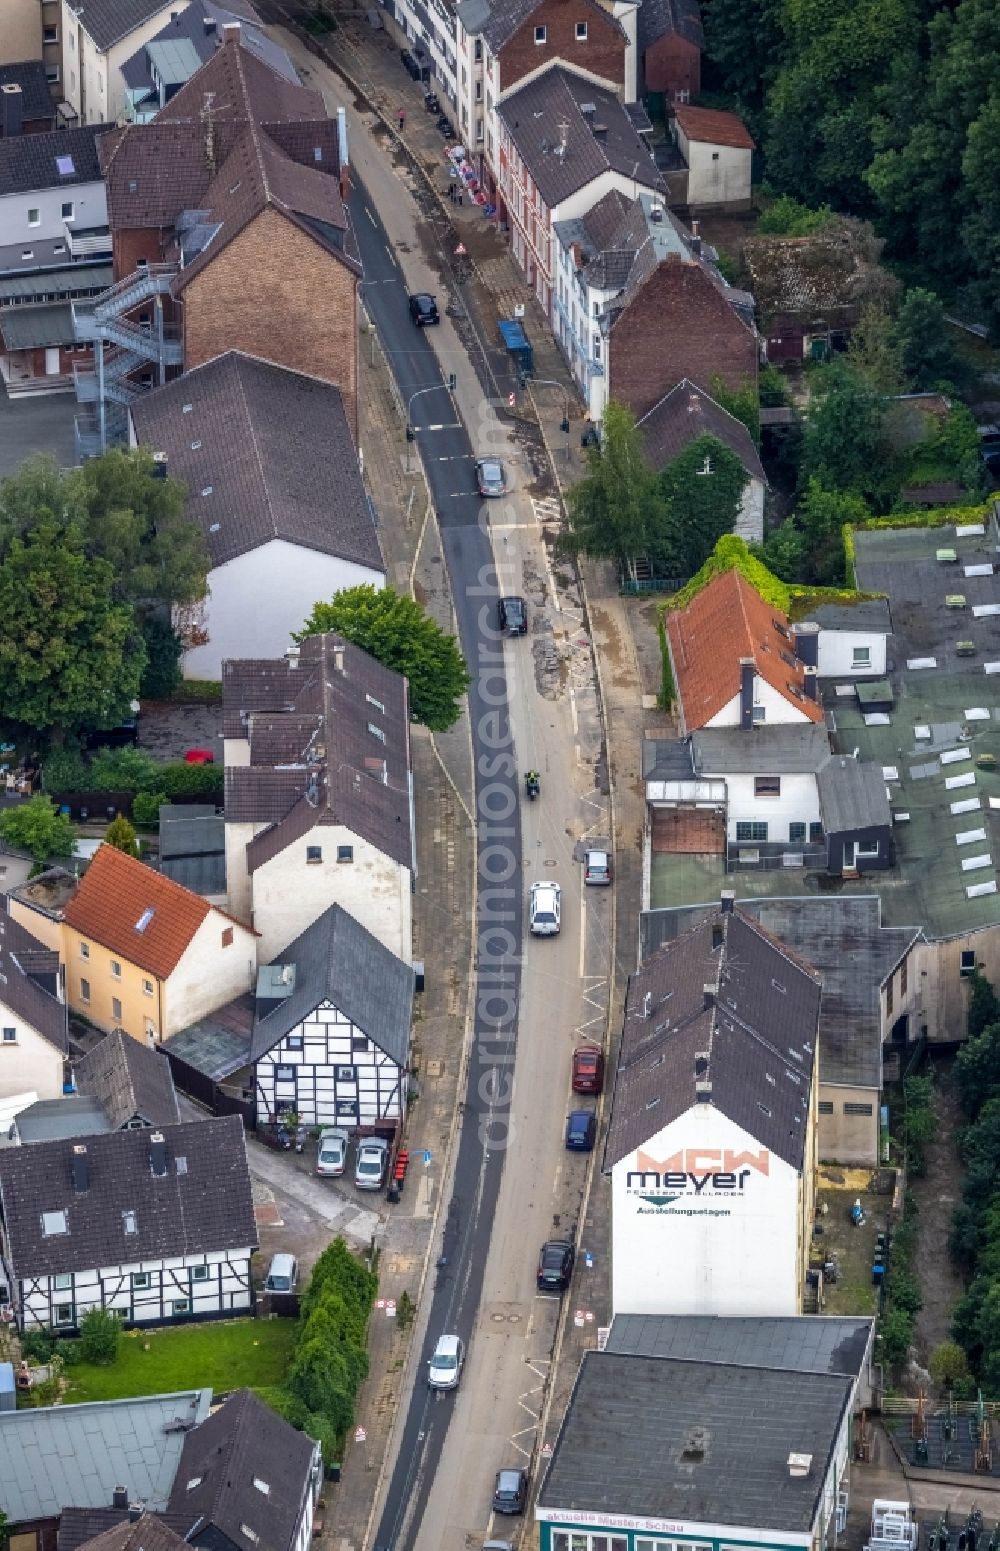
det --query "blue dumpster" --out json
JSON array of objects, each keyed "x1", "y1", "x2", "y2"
[{"x1": 498, "y1": 319, "x2": 533, "y2": 376}]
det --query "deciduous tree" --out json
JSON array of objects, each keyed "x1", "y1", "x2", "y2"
[
  {"x1": 562, "y1": 402, "x2": 671, "y2": 574},
  {"x1": 0, "y1": 796, "x2": 77, "y2": 861},
  {"x1": 657, "y1": 436, "x2": 749, "y2": 576}
]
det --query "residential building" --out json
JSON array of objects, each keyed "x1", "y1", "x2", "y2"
[
  {"x1": 0, "y1": 1115, "x2": 257, "y2": 1330},
  {"x1": 0, "y1": 122, "x2": 110, "y2": 394},
  {"x1": 129, "y1": 351, "x2": 385, "y2": 679},
  {"x1": 637, "y1": 378, "x2": 767, "y2": 544},
  {"x1": 604, "y1": 897, "x2": 819, "y2": 1317},
  {"x1": 158, "y1": 803, "x2": 226, "y2": 899},
  {"x1": 636, "y1": 0, "x2": 701, "y2": 102},
  {"x1": 59, "y1": 0, "x2": 196, "y2": 126},
  {"x1": 0, "y1": 1389, "x2": 212, "y2": 1551},
  {"x1": 386, "y1": 0, "x2": 455, "y2": 105},
  {"x1": 74, "y1": 29, "x2": 359, "y2": 457},
  {"x1": 671, "y1": 103, "x2": 754, "y2": 209},
  {"x1": 13, "y1": 1024, "x2": 181, "y2": 1141},
  {"x1": 553, "y1": 190, "x2": 757, "y2": 423},
  {"x1": 119, "y1": 0, "x2": 296, "y2": 123},
  {"x1": 744, "y1": 219, "x2": 887, "y2": 364},
  {"x1": 223, "y1": 633, "x2": 415, "y2": 964},
  {"x1": 799, "y1": 598, "x2": 891, "y2": 679},
  {"x1": 0, "y1": 1, "x2": 45, "y2": 70},
  {"x1": 0, "y1": 60, "x2": 58, "y2": 136},
  {"x1": 496, "y1": 69, "x2": 663, "y2": 318},
  {"x1": 70, "y1": 1516, "x2": 191, "y2": 1551},
  {"x1": 167, "y1": 1388, "x2": 323, "y2": 1551},
  {"x1": 642, "y1": 897, "x2": 918, "y2": 1164},
  {"x1": 535, "y1": 1343, "x2": 855, "y2": 1551},
  {"x1": 9, "y1": 864, "x2": 80, "y2": 952},
  {"x1": 453, "y1": 0, "x2": 631, "y2": 187},
  {"x1": 60, "y1": 842, "x2": 257, "y2": 1043},
  {"x1": 0, "y1": 906, "x2": 68, "y2": 1105}
]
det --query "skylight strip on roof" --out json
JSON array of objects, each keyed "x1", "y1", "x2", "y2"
[
  {"x1": 973, "y1": 605, "x2": 1000, "y2": 618},
  {"x1": 961, "y1": 854, "x2": 993, "y2": 872},
  {"x1": 940, "y1": 748, "x2": 972, "y2": 765},
  {"x1": 864, "y1": 713, "x2": 890, "y2": 726},
  {"x1": 882, "y1": 765, "x2": 900, "y2": 781},
  {"x1": 945, "y1": 772, "x2": 977, "y2": 789},
  {"x1": 951, "y1": 797, "x2": 982, "y2": 814},
  {"x1": 956, "y1": 828, "x2": 988, "y2": 845},
  {"x1": 986, "y1": 663, "x2": 1000, "y2": 674},
  {"x1": 965, "y1": 707, "x2": 991, "y2": 720},
  {"x1": 967, "y1": 880, "x2": 998, "y2": 898},
  {"x1": 965, "y1": 564, "x2": 994, "y2": 577},
  {"x1": 907, "y1": 658, "x2": 937, "y2": 670},
  {"x1": 956, "y1": 524, "x2": 986, "y2": 537}
]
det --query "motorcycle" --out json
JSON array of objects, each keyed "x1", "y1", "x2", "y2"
[
  {"x1": 850, "y1": 1198, "x2": 866, "y2": 1228},
  {"x1": 525, "y1": 771, "x2": 540, "y2": 801}
]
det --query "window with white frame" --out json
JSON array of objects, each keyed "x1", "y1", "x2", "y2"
[
  {"x1": 53, "y1": 1273, "x2": 72, "y2": 1290},
  {"x1": 2, "y1": 1028, "x2": 15, "y2": 1044},
  {"x1": 54, "y1": 1303, "x2": 74, "y2": 1325},
  {"x1": 192, "y1": 1264, "x2": 210, "y2": 1282},
  {"x1": 534, "y1": 23, "x2": 546, "y2": 40},
  {"x1": 132, "y1": 1272, "x2": 151, "y2": 1289},
  {"x1": 962, "y1": 949, "x2": 977, "y2": 976},
  {"x1": 27, "y1": 208, "x2": 40, "y2": 227},
  {"x1": 62, "y1": 201, "x2": 74, "y2": 221},
  {"x1": 575, "y1": 20, "x2": 587, "y2": 37},
  {"x1": 852, "y1": 644, "x2": 871, "y2": 668}
]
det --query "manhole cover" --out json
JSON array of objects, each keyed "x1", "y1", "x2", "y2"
[
  {"x1": 507, "y1": 1314, "x2": 522, "y2": 1323},
  {"x1": 492, "y1": 1313, "x2": 506, "y2": 1323}
]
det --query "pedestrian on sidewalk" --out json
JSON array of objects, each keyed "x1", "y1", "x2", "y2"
[
  {"x1": 448, "y1": 180, "x2": 456, "y2": 202},
  {"x1": 456, "y1": 188, "x2": 463, "y2": 206},
  {"x1": 398, "y1": 108, "x2": 406, "y2": 130}
]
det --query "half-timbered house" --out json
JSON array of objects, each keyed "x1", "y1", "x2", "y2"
[
  {"x1": 0, "y1": 1115, "x2": 256, "y2": 1331},
  {"x1": 253, "y1": 903, "x2": 414, "y2": 1129}
]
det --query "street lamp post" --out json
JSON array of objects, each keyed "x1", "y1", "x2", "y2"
[
  {"x1": 525, "y1": 376, "x2": 572, "y2": 458},
  {"x1": 405, "y1": 380, "x2": 457, "y2": 473}
]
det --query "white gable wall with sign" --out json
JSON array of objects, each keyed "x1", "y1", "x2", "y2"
[{"x1": 611, "y1": 1103, "x2": 803, "y2": 1317}]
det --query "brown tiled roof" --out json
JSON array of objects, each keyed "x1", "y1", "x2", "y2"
[
  {"x1": 58, "y1": 1510, "x2": 193, "y2": 1551},
  {"x1": 743, "y1": 219, "x2": 891, "y2": 326},
  {"x1": 604, "y1": 907, "x2": 819, "y2": 1172},
  {"x1": 673, "y1": 103, "x2": 754, "y2": 150},
  {"x1": 71, "y1": 1516, "x2": 190, "y2": 1551},
  {"x1": 637, "y1": 378, "x2": 767, "y2": 484},
  {"x1": 223, "y1": 634, "x2": 413, "y2": 869},
  {"x1": 131, "y1": 353, "x2": 383, "y2": 572},
  {"x1": 63, "y1": 845, "x2": 223, "y2": 979},
  {"x1": 666, "y1": 570, "x2": 824, "y2": 730}
]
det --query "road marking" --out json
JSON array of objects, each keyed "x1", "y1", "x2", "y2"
[
  {"x1": 383, "y1": 244, "x2": 397, "y2": 266},
  {"x1": 365, "y1": 207, "x2": 376, "y2": 225},
  {"x1": 579, "y1": 890, "x2": 587, "y2": 980}
]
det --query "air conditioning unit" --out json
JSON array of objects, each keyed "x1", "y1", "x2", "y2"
[{"x1": 737, "y1": 848, "x2": 760, "y2": 865}]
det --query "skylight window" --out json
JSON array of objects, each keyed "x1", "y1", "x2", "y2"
[
  {"x1": 186, "y1": 1478, "x2": 202, "y2": 1492},
  {"x1": 42, "y1": 1210, "x2": 67, "y2": 1236},
  {"x1": 201, "y1": 485, "x2": 213, "y2": 497},
  {"x1": 241, "y1": 1527, "x2": 258, "y2": 1544},
  {"x1": 123, "y1": 1210, "x2": 137, "y2": 1234},
  {"x1": 56, "y1": 155, "x2": 75, "y2": 176},
  {"x1": 366, "y1": 693, "x2": 385, "y2": 712},
  {"x1": 135, "y1": 908, "x2": 155, "y2": 933},
  {"x1": 175, "y1": 1156, "x2": 187, "y2": 1175},
  {"x1": 368, "y1": 722, "x2": 386, "y2": 743},
  {"x1": 253, "y1": 1479, "x2": 271, "y2": 1496}
]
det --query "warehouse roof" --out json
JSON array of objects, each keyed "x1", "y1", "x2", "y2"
[{"x1": 605, "y1": 1314, "x2": 874, "y2": 1380}]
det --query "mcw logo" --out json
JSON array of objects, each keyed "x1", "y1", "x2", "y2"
[{"x1": 626, "y1": 1147, "x2": 770, "y2": 1204}]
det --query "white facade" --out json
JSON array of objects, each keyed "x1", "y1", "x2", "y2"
[
  {"x1": 0, "y1": 178, "x2": 108, "y2": 276},
  {"x1": 11, "y1": 1247, "x2": 253, "y2": 1330},
  {"x1": 704, "y1": 675, "x2": 814, "y2": 730},
  {"x1": 676, "y1": 128, "x2": 752, "y2": 208},
  {"x1": 0, "y1": 1015, "x2": 63, "y2": 1104},
  {"x1": 61, "y1": 0, "x2": 191, "y2": 124},
  {"x1": 455, "y1": 22, "x2": 493, "y2": 152},
  {"x1": 388, "y1": 0, "x2": 458, "y2": 106},
  {"x1": 176, "y1": 541, "x2": 384, "y2": 681},
  {"x1": 610, "y1": 1105, "x2": 803, "y2": 1316},
  {"x1": 712, "y1": 770, "x2": 821, "y2": 846},
  {"x1": 226, "y1": 819, "x2": 413, "y2": 966},
  {"x1": 553, "y1": 229, "x2": 616, "y2": 421},
  {"x1": 816, "y1": 628, "x2": 888, "y2": 679},
  {"x1": 256, "y1": 996, "x2": 404, "y2": 1128},
  {"x1": 164, "y1": 910, "x2": 257, "y2": 1036}
]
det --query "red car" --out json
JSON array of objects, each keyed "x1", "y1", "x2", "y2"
[
  {"x1": 184, "y1": 749, "x2": 215, "y2": 765},
  {"x1": 572, "y1": 1045, "x2": 605, "y2": 1095}
]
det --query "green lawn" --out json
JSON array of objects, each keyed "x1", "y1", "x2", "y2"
[{"x1": 64, "y1": 1317, "x2": 297, "y2": 1403}]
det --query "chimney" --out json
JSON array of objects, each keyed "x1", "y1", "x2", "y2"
[
  {"x1": 337, "y1": 106, "x2": 350, "y2": 199},
  {"x1": 791, "y1": 620, "x2": 819, "y2": 667},
  {"x1": 803, "y1": 666, "x2": 818, "y2": 702},
  {"x1": 149, "y1": 1132, "x2": 167, "y2": 1178},
  {"x1": 689, "y1": 217, "x2": 701, "y2": 257},
  {"x1": 720, "y1": 890, "x2": 735, "y2": 913},
  {"x1": 333, "y1": 646, "x2": 344, "y2": 673},
  {"x1": 702, "y1": 984, "x2": 715, "y2": 1009},
  {"x1": 787, "y1": 1453, "x2": 813, "y2": 1478},
  {"x1": 71, "y1": 1143, "x2": 88, "y2": 1194},
  {"x1": 739, "y1": 656, "x2": 755, "y2": 731},
  {"x1": 112, "y1": 1487, "x2": 129, "y2": 1511},
  {"x1": 221, "y1": 20, "x2": 241, "y2": 39},
  {"x1": 285, "y1": 643, "x2": 300, "y2": 669},
  {"x1": 695, "y1": 1077, "x2": 713, "y2": 1103},
  {"x1": 1, "y1": 83, "x2": 23, "y2": 139},
  {"x1": 591, "y1": 122, "x2": 608, "y2": 141}
]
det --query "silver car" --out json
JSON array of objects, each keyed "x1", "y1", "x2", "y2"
[
  {"x1": 316, "y1": 1127, "x2": 349, "y2": 1177},
  {"x1": 428, "y1": 1332, "x2": 464, "y2": 1389},
  {"x1": 355, "y1": 1136, "x2": 389, "y2": 1190},
  {"x1": 529, "y1": 880, "x2": 561, "y2": 935},
  {"x1": 475, "y1": 457, "x2": 507, "y2": 497}
]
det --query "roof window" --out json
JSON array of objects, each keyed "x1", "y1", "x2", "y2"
[
  {"x1": 186, "y1": 1478, "x2": 202, "y2": 1492},
  {"x1": 42, "y1": 1210, "x2": 68, "y2": 1235},
  {"x1": 123, "y1": 1210, "x2": 137, "y2": 1234},
  {"x1": 56, "y1": 155, "x2": 75, "y2": 176},
  {"x1": 253, "y1": 1479, "x2": 271, "y2": 1496},
  {"x1": 240, "y1": 1528, "x2": 258, "y2": 1545},
  {"x1": 135, "y1": 907, "x2": 155, "y2": 933},
  {"x1": 368, "y1": 722, "x2": 386, "y2": 742},
  {"x1": 201, "y1": 485, "x2": 213, "y2": 497}
]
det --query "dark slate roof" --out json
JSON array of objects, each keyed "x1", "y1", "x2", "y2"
[
  {"x1": 604, "y1": 907, "x2": 820, "y2": 1172},
  {"x1": 0, "y1": 904, "x2": 68, "y2": 1055},
  {"x1": 818, "y1": 754, "x2": 892, "y2": 834},
  {"x1": 58, "y1": 1509, "x2": 194, "y2": 1551},
  {"x1": 691, "y1": 724, "x2": 831, "y2": 776},
  {"x1": 74, "y1": 1027, "x2": 181, "y2": 1129},
  {"x1": 641, "y1": 897, "x2": 916, "y2": 1089},
  {"x1": 538, "y1": 1352, "x2": 851, "y2": 1531},
  {"x1": 637, "y1": 379, "x2": 767, "y2": 485},
  {"x1": 606, "y1": 1314, "x2": 874, "y2": 1380},
  {"x1": 0, "y1": 124, "x2": 110, "y2": 196},
  {"x1": 497, "y1": 70, "x2": 664, "y2": 209},
  {"x1": 0, "y1": 60, "x2": 56, "y2": 125},
  {"x1": 637, "y1": 0, "x2": 703, "y2": 53},
  {"x1": 223, "y1": 633, "x2": 413, "y2": 872},
  {"x1": 167, "y1": 1389, "x2": 317, "y2": 1551},
  {"x1": 67, "y1": 1516, "x2": 191, "y2": 1551},
  {"x1": 803, "y1": 599, "x2": 892, "y2": 634},
  {"x1": 120, "y1": 0, "x2": 296, "y2": 99},
  {"x1": 14, "y1": 1097, "x2": 111, "y2": 1143},
  {"x1": 0, "y1": 301, "x2": 78, "y2": 350},
  {"x1": 74, "y1": 0, "x2": 206, "y2": 51},
  {"x1": 131, "y1": 352, "x2": 383, "y2": 572},
  {"x1": 158, "y1": 803, "x2": 226, "y2": 896},
  {"x1": 641, "y1": 736, "x2": 696, "y2": 781},
  {"x1": 0, "y1": 1115, "x2": 256, "y2": 1280},
  {"x1": 251, "y1": 903, "x2": 414, "y2": 1064},
  {"x1": 162, "y1": 993, "x2": 254, "y2": 1082}
]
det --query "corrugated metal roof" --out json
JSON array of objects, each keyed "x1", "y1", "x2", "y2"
[{"x1": 0, "y1": 300, "x2": 76, "y2": 349}]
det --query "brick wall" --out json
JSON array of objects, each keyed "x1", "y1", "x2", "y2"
[
  {"x1": 608, "y1": 256, "x2": 757, "y2": 418},
  {"x1": 181, "y1": 207, "x2": 360, "y2": 437},
  {"x1": 643, "y1": 33, "x2": 700, "y2": 99},
  {"x1": 499, "y1": 0, "x2": 625, "y2": 92},
  {"x1": 113, "y1": 226, "x2": 166, "y2": 283}
]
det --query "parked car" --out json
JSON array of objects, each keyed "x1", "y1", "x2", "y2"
[
  {"x1": 565, "y1": 1110, "x2": 597, "y2": 1152},
  {"x1": 475, "y1": 457, "x2": 507, "y2": 497},
  {"x1": 183, "y1": 748, "x2": 215, "y2": 765},
  {"x1": 408, "y1": 291, "x2": 439, "y2": 326},
  {"x1": 400, "y1": 48, "x2": 421, "y2": 78},
  {"x1": 355, "y1": 1136, "x2": 390, "y2": 1190},
  {"x1": 529, "y1": 880, "x2": 561, "y2": 936},
  {"x1": 536, "y1": 1238, "x2": 574, "y2": 1292},
  {"x1": 492, "y1": 1468, "x2": 528, "y2": 1515},
  {"x1": 428, "y1": 1332, "x2": 465, "y2": 1390},
  {"x1": 436, "y1": 115, "x2": 455, "y2": 137},
  {"x1": 583, "y1": 847, "x2": 612, "y2": 886},
  {"x1": 572, "y1": 1044, "x2": 605, "y2": 1095},
  {"x1": 316, "y1": 1127, "x2": 350, "y2": 1177},
  {"x1": 424, "y1": 91, "x2": 440, "y2": 112},
  {"x1": 497, "y1": 595, "x2": 527, "y2": 635},
  {"x1": 263, "y1": 1252, "x2": 298, "y2": 1293}
]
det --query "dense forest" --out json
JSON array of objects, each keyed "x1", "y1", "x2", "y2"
[{"x1": 702, "y1": 0, "x2": 1000, "y2": 334}]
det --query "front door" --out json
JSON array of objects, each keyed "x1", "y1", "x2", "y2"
[{"x1": 44, "y1": 347, "x2": 60, "y2": 375}]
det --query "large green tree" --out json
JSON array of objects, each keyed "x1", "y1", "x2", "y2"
[
  {"x1": 297, "y1": 587, "x2": 470, "y2": 732},
  {"x1": 0, "y1": 795, "x2": 77, "y2": 861},
  {"x1": 657, "y1": 436, "x2": 749, "y2": 577},
  {"x1": 800, "y1": 359, "x2": 890, "y2": 503},
  {"x1": 563, "y1": 401, "x2": 671, "y2": 575},
  {"x1": 0, "y1": 517, "x2": 145, "y2": 736},
  {"x1": 893, "y1": 288, "x2": 963, "y2": 390}
]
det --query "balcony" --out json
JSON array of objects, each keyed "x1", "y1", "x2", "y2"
[
  {"x1": 72, "y1": 362, "x2": 98, "y2": 402},
  {"x1": 64, "y1": 226, "x2": 112, "y2": 261}
]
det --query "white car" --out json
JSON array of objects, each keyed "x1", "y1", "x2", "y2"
[
  {"x1": 355, "y1": 1136, "x2": 389, "y2": 1190},
  {"x1": 428, "y1": 1332, "x2": 465, "y2": 1389},
  {"x1": 316, "y1": 1127, "x2": 349, "y2": 1177},
  {"x1": 529, "y1": 880, "x2": 561, "y2": 936}
]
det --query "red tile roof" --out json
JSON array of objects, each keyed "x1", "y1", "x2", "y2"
[
  {"x1": 63, "y1": 844, "x2": 219, "y2": 979},
  {"x1": 673, "y1": 104, "x2": 755, "y2": 150},
  {"x1": 666, "y1": 569, "x2": 824, "y2": 730}
]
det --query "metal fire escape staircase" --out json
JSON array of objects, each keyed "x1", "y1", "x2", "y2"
[{"x1": 72, "y1": 264, "x2": 181, "y2": 458}]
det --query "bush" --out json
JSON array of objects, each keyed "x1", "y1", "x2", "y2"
[
  {"x1": 0, "y1": 795, "x2": 77, "y2": 861},
  {"x1": 77, "y1": 1307, "x2": 122, "y2": 1365},
  {"x1": 105, "y1": 815, "x2": 139, "y2": 856},
  {"x1": 20, "y1": 1328, "x2": 55, "y2": 1363},
  {"x1": 43, "y1": 748, "x2": 222, "y2": 802},
  {"x1": 132, "y1": 791, "x2": 168, "y2": 827},
  {"x1": 158, "y1": 760, "x2": 223, "y2": 800},
  {"x1": 929, "y1": 1340, "x2": 970, "y2": 1390},
  {"x1": 140, "y1": 616, "x2": 183, "y2": 701}
]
